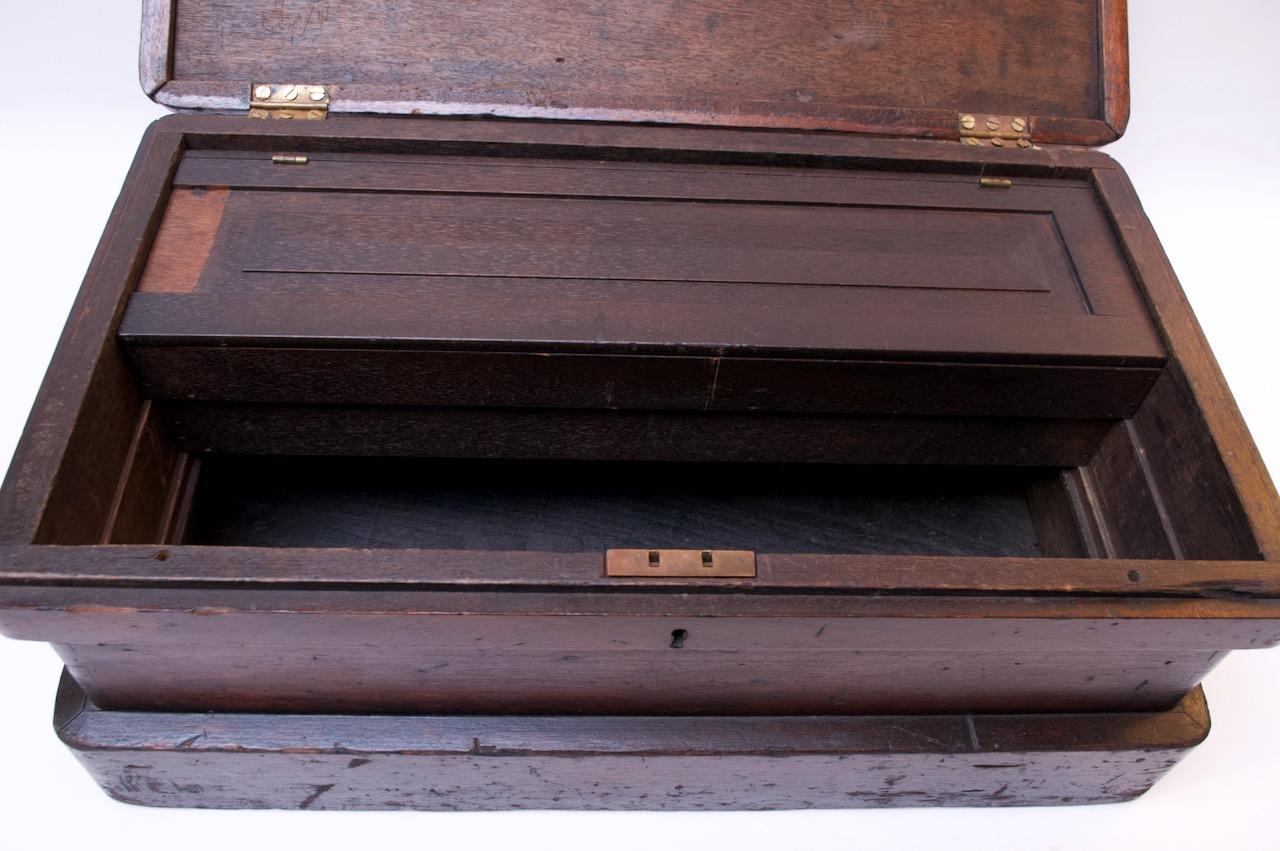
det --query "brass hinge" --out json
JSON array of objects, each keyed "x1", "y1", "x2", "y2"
[
  {"x1": 250, "y1": 83, "x2": 330, "y2": 120},
  {"x1": 605, "y1": 549, "x2": 757, "y2": 578},
  {"x1": 959, "y1": 113, "x2": 1037, "y2": 149}
]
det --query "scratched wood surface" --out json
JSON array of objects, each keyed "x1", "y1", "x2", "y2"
[
  {"x1": 145, "y1": 0, "x2": 1129, "y2": 144},
  {"x1": 56, "y1": 672, "x2": 1207, "y2": 810}
]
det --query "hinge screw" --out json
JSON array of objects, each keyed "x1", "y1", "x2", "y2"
[
  {"x1": 985, "y1": 117, "x2": 1001, "y2": 131},
  {"x1": 310, "y1": 87, "x2": 327, "y2": 101},
  {"x1": 960, "y1": 114, "x2": 977, "y2": 130},
  {"x1": 253, "y1": 84, "x2": 272, "y2": 100},
  {"x1": 1011, "y1": 117, "x2": 1027, "y2": 132}
]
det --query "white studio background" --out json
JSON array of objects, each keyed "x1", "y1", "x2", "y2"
[{"x1": 0, "y1": 2, "x2": 1276, "y2": 849}]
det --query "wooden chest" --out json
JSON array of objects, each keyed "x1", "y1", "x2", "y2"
[{"x1": 1, "y1": 0, "x2": 1278, "y2": 808}]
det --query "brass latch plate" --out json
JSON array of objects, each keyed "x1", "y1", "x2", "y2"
[
  {"x1": 605, "y1": 549, "x2": 757, "y2": 578},
  {"x1": 959, "y1": 113, "x2": 1035, "y2": 148},
  {"x1": 250, "y1": 84, "x2": 330, "y2": 119}
]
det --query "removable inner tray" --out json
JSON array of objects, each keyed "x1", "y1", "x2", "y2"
[{"x1": 117, "y1": 149, "x2": 1165, "y2": 421}]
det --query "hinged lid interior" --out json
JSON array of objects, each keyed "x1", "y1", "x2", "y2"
[{"x1": 143, "y1": 1, "x2": 1128, "y2": 146}]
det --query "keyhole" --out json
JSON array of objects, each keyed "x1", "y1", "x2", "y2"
[
  {"x1": 670, "y1": 628, "x2": 688, "y2": 649},
  {"x1": 648, "y1": 550, "x2": 661, "y2": 567}
]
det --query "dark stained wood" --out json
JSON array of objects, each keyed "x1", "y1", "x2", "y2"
[
  {"x1": 182, "y1": 457, "x2": 1045, "y2": 556},
  {"x1": 150, "y1": 0, "x2": 1127, "y2": 145},
  {"x1": 1126, "y1": 367, "x2": 1262, "y2": 559},
  {"x1": 121, "y1": 285, "x2": 1162, "y2": 413},
  {"x1": 56, "y1": 671, "x2": 1204, "y2": 810},
  {"x1": 173, "y1": 149, "x2": 1102, "y2": 206},
  {"x1": 98, "y1": 402, "x2": 187, "y2": 545},
  {"x1": 1078, "y1": 421, "x2": 1180, "y2": 560},
  {"x1": 158, "y1": 403, "x2": 1114, "y2": 468},
  {"x1": 2, "y1": 0, "x2": 1277, "y2": 810},
  {"x1": 119, "y1": 268, "x2": 1158, "y2": 365},
  {"x1": 0, "y1": 109, "x2": 1105, "y2": 549},
  {"x1": 145, "y1": 111, "x2": 1126, "y2": 170},
  {"x1": 1059, "y1": 468, "x2": 1110, "y2": 559},
  {"x1": 0, "y1": 99, "x2": 1276, "y2": 804},
  {"x1": 0, "y1": 122, "x2": 185, "y2": 546},
  {"x1": 1091, "y1": 166, "x2": 1280, "y2": 560},
  {"x1": 181, "y1": 175, "x2": 1109, "y2": 308},
  {"x1": 118, "y1": 146, "x2": 1164, "y2": 419},
  {"x1": 1025, "y1": 473, "x2": 1090, "y2": 558},
  {"x1": 5, "y1": 588, "x2": 1275, "y2": 715},
  {"x1": 124, "y1": 347, "x2": 1161, "y2": 419},
  {"x1": 3, "y1": 521, "x2": 1279, "y2": 713},
  {"x1": 5, "y1": 544, "x2": 1280, "y2": 599},
  {"x1": 16, "y1": 591, "x2": 1266, "y2": 716},
  {"x1": 146, "y1": 149, "x2": 1159, "y2": 339},
  {"x1": 1101, "y1": 0, "x2": 1131, "y2": 135}
]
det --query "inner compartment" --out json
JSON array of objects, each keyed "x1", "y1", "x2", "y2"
[
  {"x1": 182, "y1": 456, "x2": 1047, "y2": 556},
  {"x1": 21, "y1": 135, "x2": 1264, "y2": 569},
  {"x1": 86, "y1": 385, "x2": 1262, "y2": 565}
]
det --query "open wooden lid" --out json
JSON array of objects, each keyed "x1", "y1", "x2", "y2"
[{"x1": 141, "y1": 0, "x2": 1128, "y2": 146}]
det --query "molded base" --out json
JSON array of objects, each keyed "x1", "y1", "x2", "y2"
[{"x1": 53, "y1": 671, "x2": 1209, "y2": 810}]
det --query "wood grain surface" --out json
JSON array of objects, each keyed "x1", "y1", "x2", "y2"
[
  {"x1": 136, "y1": 187, "x2": 226, "y2": 294},
  {"x1": 55, "y1": 671, "x2": 1206, "y2": 810},
  {"x1": 146, "y1": 0, "x2": 1127, "y2": 144},
  {"x1": 120, "y1": 146, "x2": 1163, "y2": 419},
  {"x1": 0, "y1": 113, "x2": 1276, "y2": 728}
]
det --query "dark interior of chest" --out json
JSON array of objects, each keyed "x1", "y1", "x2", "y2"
[
  {"x1": 23, "y1": 135, "x2": 1264, "y2": 568},
  {"x1": 182, "y1": 457, "x2": 1046, "y2": 557}
]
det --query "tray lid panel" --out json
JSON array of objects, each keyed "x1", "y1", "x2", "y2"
[{"x1": 143, "y1": 0, "x2": 1128, "y2": 145}]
